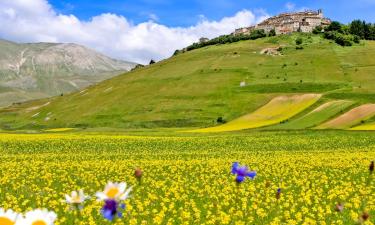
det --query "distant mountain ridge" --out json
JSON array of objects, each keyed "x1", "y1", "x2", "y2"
[{"x1": 0, "y1": 39, "x2": 136, "y2": 107}]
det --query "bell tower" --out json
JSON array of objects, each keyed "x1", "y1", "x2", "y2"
[{"x1": 318, "y1": 9, "x2": 323, "y2": 18}]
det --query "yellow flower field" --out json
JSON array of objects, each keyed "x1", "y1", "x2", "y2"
[
  {"x1": 0, "y1": 132, "x2": 374, "y2": 224},
  {"x1": 191, "y1": 94, "x2": 321, "y2": 133}
]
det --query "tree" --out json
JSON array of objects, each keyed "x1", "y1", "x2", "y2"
[
  {"x1": 370, "y1": 24, "x2": 375, "y2": 40},
  {"x1": 269, "y1": 29, "x2": 276, "y2": 37},
  {"x1": 327, "y1": 21, "x2": 342, "y2": 32},
  {"x1": 350, "y1": 20, "x2": 365, "y2": 39},
  {"x1": 250, "y1": 29, "x2": 266, "y2": 39},
  {"x1": 364, "y1": 21, "x2": 371, "y2": 40}
]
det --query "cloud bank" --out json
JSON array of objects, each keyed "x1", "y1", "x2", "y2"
[{"x1": 0, "y1": 0, "x2": 268, "y2": 64}]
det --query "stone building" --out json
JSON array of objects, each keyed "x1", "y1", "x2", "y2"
[{"x1": 234, "y1": 9, "x2": 331, "y2": 35}]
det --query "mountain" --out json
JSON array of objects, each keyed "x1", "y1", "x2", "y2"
[
  {"x1": 0, "y1": 34, "x2": 374, "y2": 131},
  {"x1": 0, "y1": 39, "x2": 136, "y2": 107}
]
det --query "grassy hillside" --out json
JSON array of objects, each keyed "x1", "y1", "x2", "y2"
[{"x1": 0, "y1": 34, "x2": 375, "y2": 131}]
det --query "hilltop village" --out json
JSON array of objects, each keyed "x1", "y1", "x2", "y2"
[{"x1": 234, "y1": 9, "x2": 331, "y2": 36}]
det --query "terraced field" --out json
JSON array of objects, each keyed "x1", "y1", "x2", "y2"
[
  {"x1": 191, "y1": 94, "x2": 321, "y2": 133},
  {"x1": 317, "y1": 104, "x2": 375, "y2": 130},
  {"x1": 271, "y1": 100, "x2": 354, "y2": 130},
  {"x1": 351, "y1": 122, "x2": 375, "y2": 131}
]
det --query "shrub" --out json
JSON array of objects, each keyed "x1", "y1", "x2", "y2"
[
  {"x1": 269, "y1": 29, "x2": 276, "y2": 37},
  {"x1": 295, "y1": 37, "x2": 303, "y2": 45},
  {"x1": 312, "y1": 26, "x2": 323, "y2": 34},
  {"x1": 217, "y1": 117, "x2": 226, "y2": 124},
  {"x1": 353, "y1": 35, "x2": 361, "y2": 44},
  {"x1": 334, "y1": 34, "x2": 353, "y2": 46}
]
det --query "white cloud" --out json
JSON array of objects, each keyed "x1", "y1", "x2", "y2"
[
  {"x1": 148, "y1": 13, "x2": 159, "y2": 21},
  {"x1": 0, "y1": 0, "x2": 268, "y2": 64}
]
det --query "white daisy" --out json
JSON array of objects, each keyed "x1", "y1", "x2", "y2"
[
  {"x1": 17, "y1": 209, "x2": 57, "y2": 225},
  {"x1": 0, "y1": 208, "x2": 20, "y2": 225},
  {"x1": 65, "y1": 189, "x2": 89, "y2": 204},
  {"x1": 96, "y1": 182, "x2": 132, "y2": 201}
]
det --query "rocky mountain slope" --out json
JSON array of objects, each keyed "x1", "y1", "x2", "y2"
[{"x1": 0, "y1": 39, "x2": 136, "y2": 107}]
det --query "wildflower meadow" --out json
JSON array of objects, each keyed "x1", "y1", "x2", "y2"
[{"x1": 0, "y1": 131, "x2": 374, "y2": 224}]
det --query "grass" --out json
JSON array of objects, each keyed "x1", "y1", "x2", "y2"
[
  {"x1": 0, "y1": 34, "x2": 375, "y2": 131},
  {"x1": 44, "y1": 128, "x2": 76, "y2": 132},
  {"x1": 190, "y1": 94, "x2": 321, "y2": 132},
  {"x1": 270, "y1": 100, "x2": 355, "y2": 130}
]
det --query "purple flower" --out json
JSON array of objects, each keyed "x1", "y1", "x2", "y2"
[
  {"x1": 101, "y1": 199, "x2": 118, "y2": 221},
  {"x1": 231, "y1": 162, "x2": 257, "y2": 183},
  {"x1": 276, "y1": 188, "x2": 282, "y2": 200},
  {"x1": 101, "y1": 199, "x2": 127, "y2": 221}
]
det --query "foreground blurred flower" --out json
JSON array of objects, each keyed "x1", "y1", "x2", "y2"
[
  {"x1": 357, "y1": 212, "x2": 370, "y2": 224},
  {"x1": 0, "y1": 208, "x2": 20, "y2": 225},
  {"x1": 96, "y1": 182, "x2": 132, "y2": 201},
  {"x1": 17, "y1": 209, "x2": 57, "y2": 225},
  {"x1": 101, "y1": 199, "x2": 126, "y2": 221},
  {"x1": 65, "y1": 190, "x2": 89, "y2": 204},
  {"x1": 334, "y1": 203, "x2": 344, "y2": 212},
  {"x1": 276, "y1": 188, "x2": 282, "y2": 200},
  {"x1": 96, "y1": 182, "x2": 131, "y2": 221},
  {"x1": 65, "y1": 190, "x2": 89, "y2": 210},
  {"x1": 370, "y1": 161, "x2": 374, "y2": 174},
  {"x1": 231, "y1": 162, "x2": 257, "y2": 183},
  {"x1": 361, "y1": 212, "x2": 370, "y2": 221},
  {"x1": 134, "y1": 168, "x2": 143, "y2": 180}
]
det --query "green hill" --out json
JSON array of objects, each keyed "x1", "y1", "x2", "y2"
[{"x1": 0, "y1": 34, "x2": 375, "y2": 131}]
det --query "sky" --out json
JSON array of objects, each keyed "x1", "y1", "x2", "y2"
[{"x1": 0, "y1": 0, "x2": 374, "y2": 64}]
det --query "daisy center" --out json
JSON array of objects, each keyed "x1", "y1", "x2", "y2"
[
  {"x1": 106, "y1": 187, "x2": 119, "y2": 198},
  {"x1": 32, "y1": 220, "x2": 48, "y2": 225},
  {"x1": 72, "y1": 196, "x2": 81, "y2": 203},
  {"x1": 0, "y1": 217, "x2": 15, "y2": 225}
]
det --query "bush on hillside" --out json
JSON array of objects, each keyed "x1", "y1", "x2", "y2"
[
  {"x1": 312, "y1": 26, "x2": 323, "y2": 34},
  {"x1": 217, "y1": 117, "x2": 226, "y2": 124},
  {"x1": 326, "y1": 21, "x2": 342, "y2": 32},
  {"x1": 324, "y1": 31, "x2": 354, "y2": 46},
  {"x1": 269, "y1": 29, "x2": 276, "y2": 37},
  {"x1": 295, "y1": 37, "x2": 303, "y2": 45}
]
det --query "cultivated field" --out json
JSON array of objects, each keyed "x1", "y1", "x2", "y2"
[{"x1": 0, "y1": 131, "x2": 374, "y2": 224}]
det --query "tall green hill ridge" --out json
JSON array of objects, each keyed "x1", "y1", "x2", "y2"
[{"x1": 1, "y1": 34, "x2": 375, "y2": 131}]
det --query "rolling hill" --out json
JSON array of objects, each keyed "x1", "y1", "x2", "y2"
[
  {"x1": 0, "y1": 34, "x2": 375, "y2": 131},
  {"x1": 0, "y1": 39, "x2": 136, "y2": 107}
]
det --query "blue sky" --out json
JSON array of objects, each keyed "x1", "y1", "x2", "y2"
[
  {"x1": 1, "y1": 0, "x2": 374, "y2": 63},
  {"x1": 50, "y1": 0, "x2": 375, "y2": 26}
]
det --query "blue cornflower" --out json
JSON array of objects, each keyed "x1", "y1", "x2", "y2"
[
  {"x1": 101, "y1": 199, "x2": 126, "y2": 221},
  {"x1": 276, "y1": 188, "x2": 282, "y2": 199},
  {"x1": 231, "y1": 162, "x2": 257, "y2": 183}
]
